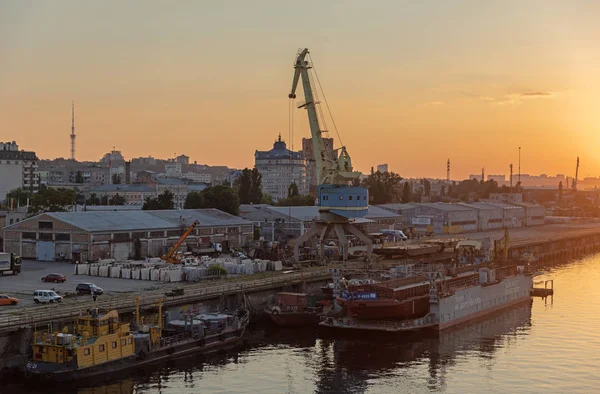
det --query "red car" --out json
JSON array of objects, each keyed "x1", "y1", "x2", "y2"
[{"x1": 41, "y1": 273, "x2": 67, "y2": 283}]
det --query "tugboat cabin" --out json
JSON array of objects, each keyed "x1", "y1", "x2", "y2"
[{"x1": 32, "y1": 309, "x2": 135, "y2": 369}]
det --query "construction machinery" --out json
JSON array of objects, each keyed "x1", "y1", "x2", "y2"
[
  {"x1": 162, "y1": 220, "x2": 199, "y2": 264},
  {"x1": 289, "y1": 48, "x2": 373, "y2": 262},
  {"x1": 492, "y1": 227, "x2": 510, "y2": 262}
]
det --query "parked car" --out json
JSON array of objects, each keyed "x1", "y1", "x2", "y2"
[
  {"x1": 76, "y1": 283, "x2": 104, "y2": 295},
  {"x1": 0, "y1": 294, "x2": 19, "y2": 306},
  {"x1": 33, "y1": 290, "x2": 63, "y2": 304},
  {"x1": 41, "y1": 273, "x2": 67, "y2": 283}
]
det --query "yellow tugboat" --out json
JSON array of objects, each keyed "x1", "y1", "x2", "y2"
[{"x1": 24, "y1": 298, "x2": 250, "y2": 382}]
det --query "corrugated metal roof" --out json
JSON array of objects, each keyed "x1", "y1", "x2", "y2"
[
  {"x1": 89, "y1": 184, "x2": 155, "y2": 193},
  {"x1": 265, "y1": 205, "x2": 398, "y2": 221},
  {"x1": 418, "y1": 202, "x2": 473, "y2": 212},
  {"x1": 41, "y1": 209, "x2": 251, "y2": 232},
  {"x1": 460, "y1": 202, "x2": 502, "y2": 211},
  {"x1": 485, "y1": 202, "x2": 525, "y2": 210},
  {"x1": 377, "y1": 203, "x2": 420, "y2": 211}
]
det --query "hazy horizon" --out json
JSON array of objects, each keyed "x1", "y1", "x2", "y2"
[{"x1": 2, "y1": 0, "x2": 599, "y2": 179}]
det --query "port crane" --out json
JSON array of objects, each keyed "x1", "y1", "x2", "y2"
[
  {"x1": 162, "y1": 220, "x2": 199, "y2": 264},
  {"x1": 289, "y1": 48, "x2": 373, "y2": 262}
]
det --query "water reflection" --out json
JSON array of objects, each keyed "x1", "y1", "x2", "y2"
[
  {"x1": 313, "y1": 302, "x2": 533, "y2": 393},
  {"x1": 5, "y1": 302, "x2": 533, "y2": 394}
]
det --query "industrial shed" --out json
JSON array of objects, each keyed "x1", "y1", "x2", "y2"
[
  {"x1": 516, "y1": 202, "x2": 546, "y2": 226},
  {"x1": 486, "y1": 202, "x2": 526, "y2": 228},
  {"x1": 460, "y1": 202, "x2": 504, "y2": 231},
  {"x1": 413, "y1": 203, "x2": 479, "y2": 234},
  {"x1": 3, "y1": 209, "x2": 254, "y2": 262},
  {"x1": 376, "y1": 203, "x2": 421, "y2": 227},
  {"x1": 239, "y1": 205, "x2": 401, "y2": 240}
]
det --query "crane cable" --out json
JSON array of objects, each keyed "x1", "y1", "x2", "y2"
[{"x1": 308, "y1": 53, "x2": 344, "y2": 147}]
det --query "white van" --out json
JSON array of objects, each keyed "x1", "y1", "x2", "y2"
[{"x1": 33, "y1": 290, "x2": 63, "y2": 304}]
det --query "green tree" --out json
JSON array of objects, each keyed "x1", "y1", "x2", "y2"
[
  {"x1": 86, "y1": 193, "x2": 101, "y2": 205},
  {"x1": 250, "y1": 168, "x2": 263, "y2": 203},
  {"x1": 28, "y1": 185, "x2": 76, "y2": 215},
  {"x1": 201, "y1": 185, "x2": 240, "y2": 215},
  {"x1": 288, "y1": 182, "x2": 299, "y2": 198},
  {"x1": 109, "y1": 193, "x2": 126, "y2": 205},
  {"x1": 423, "y1": 179, "x2": 431, "y2": 197},
  {"x1": 142, "y1": 190, "x2": 175, "y2": 210},
  {"x1": 6, "y1": 188, "x2": 32, "y2": 207},
  {"x1": 277, "y1": 195, "x2": 315, "y2": 206},
  {"x1": 401, "y1": 182, "x2": 411, "y2": 203},
  {"x1": 362, "y1": 171, "x2": 403, "y2": 204},
  {"x1": 75, "y1": 171, "x2": 84, "y2": 184},
  {"x1": 237, "y1": 168, "x2": 253, "y2": 204},
  {"x1": 261, "y1": 193, "x2": 275, "y2": 205},
  {"x1": 184, "y1": 191, "x2": 205, "y2": 209},
  {"x1": 236, "y1": 167, "x2": 263, "y2": 204},
  {"x1": 100, "y1": 195, "x2": 109, "y2": 205}
]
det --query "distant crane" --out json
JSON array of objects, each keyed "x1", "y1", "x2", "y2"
[
  {"x1": 162, "y1": 220, "x2": 199, "y2": 263},
  {"x1": 572, "y1": 156, "x2": 580, "y2": 191},
  {"x1": 289, "y1": 48, "x2": 373, "y2": 262}
]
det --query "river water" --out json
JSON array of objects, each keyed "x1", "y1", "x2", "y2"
[{"x1": 6, "y1": 255, "x2": 600, "y2": 394}]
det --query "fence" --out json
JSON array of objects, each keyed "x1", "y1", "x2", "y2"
[{"x1": 0, "y1": 269, "x2": 330, "y2": 334}]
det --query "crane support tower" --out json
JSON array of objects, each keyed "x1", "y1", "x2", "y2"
[{"x1": 288, "y1": 48, "x2": 373, "y2": 262}]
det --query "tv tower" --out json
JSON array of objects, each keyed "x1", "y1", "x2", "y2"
[
  {"x1": 70, "y1": 101, "x2": 76, "y2": 160},
  {"x1": 446, "y1": 159, "x2": 450, "y2": 182}
]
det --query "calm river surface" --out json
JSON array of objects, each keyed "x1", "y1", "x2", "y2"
[{"x1": 7, "y1": 255, "x2": 600, "y2": 394}]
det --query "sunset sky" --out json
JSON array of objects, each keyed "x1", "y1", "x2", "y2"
[{"x1": 2, "y1": 0, "x2": 600, "y2": 179}]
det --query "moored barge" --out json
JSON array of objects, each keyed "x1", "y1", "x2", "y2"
[{"x1": 24, "y1": 299, "x2": 249, "y2": 382}]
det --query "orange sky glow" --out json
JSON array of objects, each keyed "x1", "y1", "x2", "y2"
[{"x1": 2, "y1": 1, "x2": 600, "y2": 180}]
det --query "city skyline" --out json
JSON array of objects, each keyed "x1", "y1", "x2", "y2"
[{"x1": 2, "y1": 1, "x2": 600, "y2": 179}]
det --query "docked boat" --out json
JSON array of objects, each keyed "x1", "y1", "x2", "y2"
[
  {"x1": 320, "y1": 263, "x2": 534, "y2": 335},
  {"x1": 321, "y1": 278, "x2": 377, "y2": 299},
  {"x1": 24, "y1": 299, "x2": 249, "y2": 382},
  {"x1": 264, "y1": 292, "x2": 330, "y2": 326}
]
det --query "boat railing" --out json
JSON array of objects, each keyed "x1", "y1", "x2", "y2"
[{"x1": 159, "y1": 331, "x2": 191, "y2": 347}]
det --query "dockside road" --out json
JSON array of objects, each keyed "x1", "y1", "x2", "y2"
[{"x1": 0, "y1": 268, "x2": 331, "y2": 334}]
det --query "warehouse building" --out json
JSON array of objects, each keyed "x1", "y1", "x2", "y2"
[
  {"x1": 377, "y1": 203, "x2": 420, "y2": 227},
  {"x1": 460, "y1": 202, "x2": 504, "y2": 231},
  {"x1": 486, "y1": 202, "x2": 526, "y2": 228},
  {"x1": 239, "y1": 204, "x2": 401, "y2": 240},
  {"x1": 516, "y1": 202, "x2": 546, "y2": 226},
  {"x1": 413, "y1": 203, "x2": 479, "y2": 234},
  {"x1": 3, "y1": 209, "x2": 254, "y2": 262}
]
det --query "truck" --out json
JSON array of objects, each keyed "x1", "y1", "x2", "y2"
[
  {"x1": 193, "y1": 242, "x2": 223, "y2": 257},
  {"x1": 0, "y1": 252, "x2": 22, "y2": 276}
]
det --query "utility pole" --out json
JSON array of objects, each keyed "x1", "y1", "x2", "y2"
[
  {"x1": 509, "y1": 164, "x2": 513, "y2": 189},
  {"x1": 70, "y1": 101, "x2": 76, "y2": 160},
  {"x1": 518, "y1": 147, "x2": 521, "y2": 187}
]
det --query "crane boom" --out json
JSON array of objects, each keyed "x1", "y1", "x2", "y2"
[
  {"x1": 289, "y1": 48, "x2": 361, "y2": 186},
  {"x1": 162, "y1": 220, "x2": 199, "y2": 263}
]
